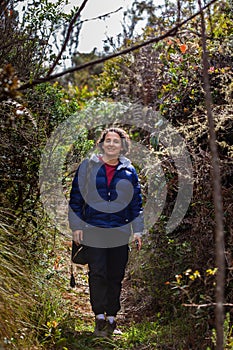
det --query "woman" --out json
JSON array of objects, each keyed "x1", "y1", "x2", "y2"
[{"x1": 68, "y1": 127, "x2": 144, "y2": 337}]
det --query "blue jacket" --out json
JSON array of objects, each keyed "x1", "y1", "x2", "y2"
[{"x1": 68, "y1": 154, "x2": 144, "y2": 236}]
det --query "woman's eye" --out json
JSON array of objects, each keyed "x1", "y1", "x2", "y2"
[{"x1": 105, "y1": 138, "x2": 120, "y2": 144}]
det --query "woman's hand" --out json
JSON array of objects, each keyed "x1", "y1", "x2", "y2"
[
  {"x1": 132, "y1": 233, "x2": 142, "y2": 251},
  {"x1": 72, "y1": 230, "x2": 83, "y2": 245}
]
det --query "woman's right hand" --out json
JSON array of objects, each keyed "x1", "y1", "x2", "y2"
[{"x1": 72, "y1": 230, "x2": 83, "y2": 245}]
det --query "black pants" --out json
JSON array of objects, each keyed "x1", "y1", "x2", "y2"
[{"x1": 87, "y1": 245, "x2": 129, "y2": 316}]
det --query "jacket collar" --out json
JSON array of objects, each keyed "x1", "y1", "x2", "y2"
[{"x1": 90, "y1": 153, "x2": 131, "y2": 169}]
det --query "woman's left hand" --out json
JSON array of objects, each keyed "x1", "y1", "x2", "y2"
[{"x1": 132, "y1": 234, "x2": 142, "y2": 251}]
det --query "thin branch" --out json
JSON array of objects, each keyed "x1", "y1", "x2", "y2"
[
  {"x1": 79, "y1": 7, "x2": 123, "y2": 25},
  {"x1": 198, "y1": 0, "x2": 225, "y2": 349},
  {"x1": 183, "y1": 303, "x2": 233, "y2": 308},
  {"x1": 46, "y1": 0, "x2": 89, "y2": 77},
  {"x1": 18, "y1": 0, "x2": 219, "y2": 91}
]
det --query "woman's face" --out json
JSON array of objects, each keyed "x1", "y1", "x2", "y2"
[{"x1": 102, "y1": 131, "x2": 123, "y2": 159}]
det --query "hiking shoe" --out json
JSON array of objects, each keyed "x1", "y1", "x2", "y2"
[
  {"x1": 106, "y1": 320, "x2": 117, "y2": 335},
  {"x1": 93, "y1": 318, "x2": 108, "y2": 337}
]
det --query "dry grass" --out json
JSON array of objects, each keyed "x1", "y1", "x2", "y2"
[{"x1": 0, "y1": 218, "x2": 36, "y2": 342}]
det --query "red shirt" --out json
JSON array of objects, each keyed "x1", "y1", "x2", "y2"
[
  {"x1": 99, "y1": 156, "x2": 118, "y2": 187},
  {"x1": 104, "y1": 162, "x2": 117, "y2": 187}
]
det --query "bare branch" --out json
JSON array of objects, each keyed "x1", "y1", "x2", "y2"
[
  {"x1": 46, "y1": 0, "x2": 89, "y2": 77},
  {"x1": 198, "y1": 0, "x2": 225, "y2": 349},
  {"x1": 79, "y1": 7, "x2": 123, "y2": 25},
  {"x1": 18, "y1": 0, "x2": 219, "y2": 91},
  {"x1": 183, "y1": 303, "x2": 233, "y2": 308}
]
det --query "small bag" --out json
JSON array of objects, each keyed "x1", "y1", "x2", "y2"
[{"x1": 71, "y1": 241, "x2": 89, "y2": 265}]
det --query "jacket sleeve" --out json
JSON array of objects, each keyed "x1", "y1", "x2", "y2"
[
  {"x1": 129, "y1": 168, "x2": 144, "y2": 234},
  {"x1": 68, "y1": 159, "x2": 88, "y2": 231}
]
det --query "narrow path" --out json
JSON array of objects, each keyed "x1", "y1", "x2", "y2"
[{"x1": 60, "y1": 241, "x2": 93, "y2": 326}]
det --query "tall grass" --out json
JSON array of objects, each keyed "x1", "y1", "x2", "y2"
[
  {"x1": 0, "y1": 206, "x2": 76, "y2": 349},
  {"x1": 0, "y1": 216, "x2": 36, "y2": 346}
]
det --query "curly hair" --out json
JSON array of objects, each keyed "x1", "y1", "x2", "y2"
[{"x1": 96, "y1": 127, "x2": 131, "y2": 155}]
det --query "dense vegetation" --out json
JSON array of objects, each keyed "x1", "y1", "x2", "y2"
[{"x1": 0, "y1": 0, "x2": 232, "y2": 349}]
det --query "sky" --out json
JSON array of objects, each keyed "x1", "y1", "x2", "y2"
[
  {"x1": 68, "y1": 0, "x2": 164, "y2": 53},
  {"x1": 69, "y1": 0, "x2": 139, "y2": 53}
]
